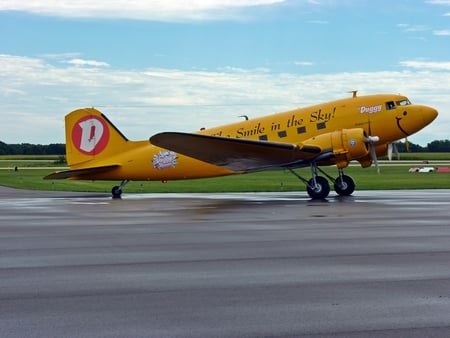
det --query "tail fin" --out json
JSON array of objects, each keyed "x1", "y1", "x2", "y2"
[{"x1": 65, "y1": 108, "x2": 129, "y2": 167}]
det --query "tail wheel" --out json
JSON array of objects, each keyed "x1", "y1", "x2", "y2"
[
  {"x1": 112, "y1": 186, "x2": 122, "y2": 199},
  {"x1": 334, "y1": 175, "x2": 355, "y2": 196},
  {"x1": 307, "y1": 176, "x2": 330, "y2": 199},
  {"x1": 111, "y1": 180, "x2": 130, "y2": 199}
]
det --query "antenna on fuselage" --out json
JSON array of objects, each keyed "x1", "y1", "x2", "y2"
[{"x1": 349, "y1": 90, "x2": 358, "y2": 98}]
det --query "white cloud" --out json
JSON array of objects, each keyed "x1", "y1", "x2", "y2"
[
  {"x1": 433, "y1": 29, "x2": 450, "y2": 36},
  {"x1": 426, "y1": 0, "x2": 450, "y2": 5},
  {"x1": 0, "y1": 54, "x2": 449, "y2": 145},
  {"x1": 294, "y1": 61, "x2": 315, "y2": 66},
  {"x1": 65, "y1": 58, "x2": 110, "y2": 67},
  {"x1": 306, "y1": 20, "x2": 329, "y2": 24},
  {"x1": 0, "y1": 0, "x2": 287, "y2": 21},
  {"x1": 40, "y1": 53, "x2": 82, "y2": 60},
  {"x1": 400, "y1": 60, "x2": 450, "y2": 71},
  {"x1": 397, "y1": 23, "x2": 429, "y2": 33}
]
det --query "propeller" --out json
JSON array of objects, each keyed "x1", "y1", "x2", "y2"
[
  {"x1": 387, "y1": 142, "x2": 400, "y2": 161},
  {"x1": 364, "y1": 119, "x2": 382, "y2": 172},
  {"x1": 364, "y1": 135, "x2": 380, "y2": 173},
  {"x1": 388, "y1": 137, "x2": 409, "y2": 161}
]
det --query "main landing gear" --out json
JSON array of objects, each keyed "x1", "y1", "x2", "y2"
[
  {"x1": 111, "y1": 179, "x2": 130, "y2": 198},
  {"x1": 288, "y1": 165, "x2": 355, "y2": 199}
]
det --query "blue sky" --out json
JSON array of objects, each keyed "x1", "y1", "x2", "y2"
[{"x1": 1, "y1": 0, "x2": 449, "y2": 145}]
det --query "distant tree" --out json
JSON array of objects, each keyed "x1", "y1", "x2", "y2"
[
  {"x1": 0, "y1": 141, "x2": 8, "y2": 155},
  {"x1": 394, "y1": 139, "x2": 450, "y2": 153},
  {"x1": 427, "y1": 140, "x2": 450, "y2": 152},
  {"x1": 46, "y1": 143, "x2": 65, "y2": 155},
  {"x1": 395, "y1": 140, "x2": 425, "y2": 153},
  {"x1": 0, "y1": 142, "x2": 66, "y2": 155}
]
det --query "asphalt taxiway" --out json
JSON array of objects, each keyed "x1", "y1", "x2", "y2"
[{"x1": 1, "y1": 186, "x2": 450, "y2": 337}]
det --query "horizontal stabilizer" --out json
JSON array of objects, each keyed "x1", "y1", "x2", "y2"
[
  {"x1": 150, "y1": 132, "x2": 321, "y2": 171},
  {"x1": 44, "y1": 164, "x2": 120, "y2": 180}
]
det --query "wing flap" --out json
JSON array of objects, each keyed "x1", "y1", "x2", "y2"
[
  {"x1": 150, "y1": 132, "x2": 321, "y2": 171},
  {"x1": 44, "y1": 164, "x2": 120, "y2": 179}
]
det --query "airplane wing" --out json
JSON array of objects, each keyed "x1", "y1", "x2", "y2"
[
  {"x1": 150, "y1": 132, "x2": 321, "y2": 171},
  {"x1": 44, "y1": 164, "x2": 120, "y2": 179}
]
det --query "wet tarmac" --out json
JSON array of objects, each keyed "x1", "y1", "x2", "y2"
[{"x1": 1, "y1": 186, "x2": 450, "y2": 337}]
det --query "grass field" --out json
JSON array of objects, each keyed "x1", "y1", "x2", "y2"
[{"x1": 1, "y1": 153, "x2": 449, "y2": 193}]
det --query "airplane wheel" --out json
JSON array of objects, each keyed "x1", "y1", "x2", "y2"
[
  {"x1": 307, "y1": 176, "x2": 330, "y2": 199},
  {"x1": 112, "y1": 186, "x2": 122, "y2": 199},
  {"x1": 334, "y1": 175, "x2": 355, "y2": 196}
]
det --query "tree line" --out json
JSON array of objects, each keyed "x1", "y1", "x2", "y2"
[
  {"x1": 0, "y1": 139, "x2": 449, "y2": 155},
  {"x1": 395, "y1": 139, "x2": 450, "y2": 153},
  {"x1": 0, "y1": 142, "x2": 65, "y2": 155}
]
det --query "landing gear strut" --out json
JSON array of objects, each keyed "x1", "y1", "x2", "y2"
[
  {"x1": 288, "y1": 165, "x2": 330, "y2": 199},
  {"x1": 287, "y1": 165, "x2": 355, "y2": 199},
  {"x1": 111, "y1": 179, "x2": 130, "y2": 198}
]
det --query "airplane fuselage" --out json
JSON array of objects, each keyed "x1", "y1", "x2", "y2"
[
  {"x1": 46, "y1": 92, "x2": 438, "y2": 198},
  {"x1": 78, "y1": 94, "x2": 435, "y2": 181}
]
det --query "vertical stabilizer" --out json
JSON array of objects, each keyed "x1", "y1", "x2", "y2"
[{"x1": 64, "y1": 108, "x2": 129, "y2": 167}]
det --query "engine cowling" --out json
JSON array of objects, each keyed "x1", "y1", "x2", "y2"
[{"x1": 302, "y1": 128, "x2": 370, "y2": 168}]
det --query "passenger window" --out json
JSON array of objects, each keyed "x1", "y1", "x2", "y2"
[{"x1": 386, "y1": 101, "x2": 395, "y2": 110}]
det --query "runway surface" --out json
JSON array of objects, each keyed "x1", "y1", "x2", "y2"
[{"x1": 1, "y1": 186, "x2": 450, "y2": 337}]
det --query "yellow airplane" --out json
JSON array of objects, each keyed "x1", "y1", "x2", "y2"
[{"x1": 45, "y1": 91, "x2": 438, "y2": 199}]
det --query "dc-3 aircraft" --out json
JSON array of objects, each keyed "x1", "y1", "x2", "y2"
[{"x1": 45, "y1": 92, "x2": 438, "y2": 199}]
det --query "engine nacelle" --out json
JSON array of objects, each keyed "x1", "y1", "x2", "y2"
[{"x1": 303, "y1": 128, "x2": 370, "y2": 168}]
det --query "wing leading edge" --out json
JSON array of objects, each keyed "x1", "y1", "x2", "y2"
[{"x1": 150, "y1": 132, "x2": 321, "y2": 171}]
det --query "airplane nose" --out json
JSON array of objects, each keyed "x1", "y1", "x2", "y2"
[{"x1": 423, "y1": 106, "x2": 438, "y2": 125}]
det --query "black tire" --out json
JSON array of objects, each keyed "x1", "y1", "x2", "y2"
[
  {"x1": 112, "y1": 186, "x2": 122, "y2": 198},
  {"x1": 334, "y1": 175, "x2": 355, "y2": 196},
  {"x1": 307, "y1": 176, "x2": 330, "y2": 199}
]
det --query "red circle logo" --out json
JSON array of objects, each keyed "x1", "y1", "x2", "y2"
[{"x1": 71, "y1": 115, "x2": 110, "y2": 155}]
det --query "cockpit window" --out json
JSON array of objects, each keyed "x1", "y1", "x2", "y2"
[
  {"x1": 386, "y1": 101, "x2": 395, "y2": 110},
  {"x1": 396, "y1": 99, "x2": 411, "y2": 106}
]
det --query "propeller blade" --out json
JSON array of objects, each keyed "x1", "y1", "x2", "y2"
[
  {"x1": 387, "y1": 142, "x2": 400, "y2": 161},
  {"x1": 388, "y1": 143, "x2": 393, "y2": 161},
  {"x1": 370, "y1": 144, "x2": 380, "y2": 173},
  {"x1": 364, "y1": 135, "x2": 380, "y2": 173},
  {"x1": 393, "y1": 142, "x2": 400, "y2": 160}
]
